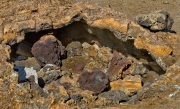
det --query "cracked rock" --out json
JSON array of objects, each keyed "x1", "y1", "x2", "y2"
[
  {"x1": 135, "y1": 10, "x2": 174, "y2": 31},
  {"x1": 38, "y1": 64, "x2": 62, "y2": 84}
]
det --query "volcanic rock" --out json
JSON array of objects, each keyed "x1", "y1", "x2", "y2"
[
  {"x1": 65, "y1": 41, "x2": 82, "y2": 57},
  {"x1": 110, "y1": 75, "x2": 142, "y2": 96},
  {"x1": 31, "y1": 35, "x2": 66, "y2": 66},
  {"x1": 38, "y1": 64, "x2": 62, "y2": 84},
  {"x1": 70, "y1": 94, "x2": 83, "y2": 102},
  {"x1": 107, "y1": 50, "x2": 132, "y2": 81},
  {"x1": 78, "y1": 69, "x2": 109, "y2": 94},
  {"x1": 135, "y1": 10, "x2": 174, "y2": 31},
  {"x1": 15, "y1": 57, "x2": 41, "y2": 71},
  {"x1": 44, "y1": 81, "x2": 70, "y2": 103},
  {"x1": 98, "y1": 90, "x2": 129, "y2": 105}
]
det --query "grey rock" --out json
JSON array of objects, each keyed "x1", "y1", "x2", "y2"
[
  {"x1": 99, "y1": 90, "x2": 129, "y2": 105},
  {"x1": 135, "y1": 10, "x2": 174, "y2": 31},
  {"x1": 66, "y1": 41, "x2": 82, "y2": 57},
  {"x1": 70, "y1": 94, "x2": 83, "y2": 102},
  {"x1": 38, "y1": 64, "x2": 62, "y2": 84},
  {"x1": 16, "y1": 55, "x2": 28, "y2": 61}
]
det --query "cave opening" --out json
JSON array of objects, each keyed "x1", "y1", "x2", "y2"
[{"x1": 10, "y1": 20, "x2": 165, "y2": 89}]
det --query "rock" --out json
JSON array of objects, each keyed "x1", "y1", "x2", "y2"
[
  {"x1": 78, "y1": 69, "x2": 109, "y2": 94},
  {"x1": 107, "y1": 50, "x2": 132, "y2": 81},
  {"x1": 38, "y1": 64, "x2": 62, "y2": 84},
  {"x1": 16, "y1": 41, "x2": 33, "y2": 57},
  {"x1": 14, "y1": 66, "x2": 38, "y2": 84},
  {"x1": 16, "y1": 55, "x2": 28, "y2": 61},
  {"x1": 65, "y1": 41, "x2": 82, "y2": 57},
  {"x1": 27, "y1": 75, "x2": 48, "y2": 98},
  {"x1": 98, "y1": 90, "x2": 129, "y2": 105},
  {"x1": 31, "y1": 35, "x2": 66, "y2": 66},
  {"x1": 59, "y1": 74, "x2": 79, "y2": 88},
  {"x1": 135, "y1": 10, "x2": 174, "y2": 31},
  {"x1": 44, "y1": 81, "x2": 70, "y2": 103},
  {"x1": 82, "y1": 44, "x2": 98, "y2": 57},
  {"x1": 96, "y1": 47, "x2": 113, "y2": 63},
  {"x1": 15, "y1": 57, "x2": 41, "y2": 71},
  {"x1": 70, "y1": 94, "x2": 83, "y2": 102},
  {"x1": 141, "y1": 71, "x2": 159, "y2": 86},
  {"x1": 128, "y1": 62, "x2": 149, "y2": 76},
  {"x1": 110, "y1": 75, "x2": 142, "y2": 96}
]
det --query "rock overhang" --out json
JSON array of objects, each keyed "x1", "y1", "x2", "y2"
[{"x1": 0, "y1": 1, "x2": 180, "y2": 108}]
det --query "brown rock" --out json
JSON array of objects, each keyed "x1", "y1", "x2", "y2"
[
  {"x1": 15, "y1": 57, "x2": 41, "y2": 71},
  {"x1": 107, "y1": 50, "x2": 132, "y2": 81},
  {"x1": 78, "y1": 69, "x2": 109, "y2": 94},
  {"x1": 31, "y1": 35, "x2": 66, "y2": 66}
]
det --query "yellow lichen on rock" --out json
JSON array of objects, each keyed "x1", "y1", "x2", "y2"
[
  {"x1": 110, "y1": 75, "x2": 142, "y2": 95},
  {"x1": 134, "y1": 36, "x2": 172, "y2": 57},
  {"x1": 91, "y1": 18, "x2": 128, "y2": 34}
]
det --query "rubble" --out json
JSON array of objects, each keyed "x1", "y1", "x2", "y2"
[{"x1": 0, "y1": 1, "x2": 180, "y2": 109}]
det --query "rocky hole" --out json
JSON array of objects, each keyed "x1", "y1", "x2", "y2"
[{"x1": 10, "y1": 20, "x2": 165, "y2": 105}]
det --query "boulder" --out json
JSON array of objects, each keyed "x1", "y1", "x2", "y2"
[
  {"x1": 78, "y1": 69, "x2": 109, "y2": 94},
  {"x1": 135, "y1": 10, "x2": 174, "y2": 31},
  {"x1": 31, "y1": 35, "x2": 66, "y2": 66}
]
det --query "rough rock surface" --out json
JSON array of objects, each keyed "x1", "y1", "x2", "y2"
[
  {"x1": 15, "y1": 57, "x2": 41, "y2": 71},
  {"x1": 31, "y1": 35, "x2": 66, "y2": 66},
  {"x1": 78, "y1": 69, "x2": 109, "y2": 94},
  {"x1": 135, "y1": 10, "x2": 174, "y2": 31},
  {"x1": 65, "y1": 41, "x2": 82, "y2": 57},
  {"x1": 110, "y1": 75, "x2": 142, "y2": 96},
  {"x1": 107, "y1": 50, "x2": 132, "y2": 81},
  {"x1": 38, "y1": 64, "x2": 62, "y2": 84},
  {"x1": 0, "y1": 1, "x2": 180, "y2": 109},
  {"x1": 98, "y1": 90, "x2": 129, "y2": 105}
]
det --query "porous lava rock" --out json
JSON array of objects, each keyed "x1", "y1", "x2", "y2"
[
  {"x1": 98, "y1": 90, "x2": 129, "y2": 105},
  {"x1": 38, "y1": 64, "x2": 62, "y2": 84},
  {"x1": 65, "y1": 41, "x2": 82, "y2": 57},
  {"x1": 135, "y1": 10, "x2": 174, "y2": 31},
  {"x1": 78, "y1": 69, "x2": 109, "y2": 94},
  {"x1": 107, "y1": 50, "x2": 132, "y2": 81},
  {"x1": 31, "y1": 35, "x2": 66, "y2": 66}
]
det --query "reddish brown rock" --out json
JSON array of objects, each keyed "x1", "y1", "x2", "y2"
[
  {"x1": 78, "y1": 69, "x2": 109, "y2": 94},
  {"x1": 31, "y1": 35, "x2": 66, "y2": 66},
  {"x1": 107, "y1": 50, "x2": 132, "y2": 81}
]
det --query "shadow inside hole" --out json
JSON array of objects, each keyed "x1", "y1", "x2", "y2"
[
  {"x1": 38, "y1": 78, "x2": 45, "y2": 88},
  {"x1": 9, "y1": 20, "x2": 166, "y2": 78}
]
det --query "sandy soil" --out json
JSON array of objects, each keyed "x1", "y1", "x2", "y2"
[{"x1": 71, "y1": 0, "x2": 180, "y2": 35}]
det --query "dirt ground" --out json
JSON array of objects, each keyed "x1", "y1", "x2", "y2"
[{"x1": 71, "y1": 0, "x2": 180, "y2": 35}]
